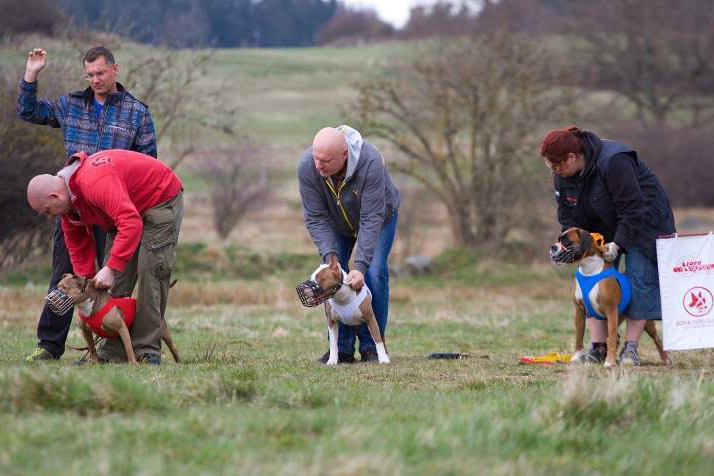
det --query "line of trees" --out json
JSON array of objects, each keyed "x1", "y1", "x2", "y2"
[{"x1": 54, "y1": 0, "x2": 338, "y2": 47}]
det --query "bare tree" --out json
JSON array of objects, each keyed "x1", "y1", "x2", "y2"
[
  {"x1": 197, "y1": 147, "x2": 272, "y2": 240},
  {"x1": 353, "y1": 34, "x2": 575, "y2": 247},
  {"x1": 570, "y1": 0, "x2": 714, "y2": 128}
]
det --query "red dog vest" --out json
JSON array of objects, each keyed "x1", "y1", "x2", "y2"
[{"x1": 79, "y1": 297, "x2": 137, "y2": 338}]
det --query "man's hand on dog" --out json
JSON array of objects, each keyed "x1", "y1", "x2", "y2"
[
  {"x1": 345, "y1": 269, "x2": 364, "y2": 291},
  {"x1": 603, "y1": 242, "x2": 620, "y2": 262},
  {"x1": 93, "y1": 266, "x2": 115, "y2": 289}
]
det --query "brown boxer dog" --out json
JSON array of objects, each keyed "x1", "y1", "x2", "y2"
[{"x1": 550, "y1": 227, "x2": 670, "y2": 367}]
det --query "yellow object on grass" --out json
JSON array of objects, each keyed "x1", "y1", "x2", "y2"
[{"x1": 518, "y1": 352, "x2": 572, "y2": 365}]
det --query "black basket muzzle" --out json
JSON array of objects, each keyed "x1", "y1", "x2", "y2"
[
  {"x1": 45, "y1": 289, "x2": 76, "y2": 315},
  {"x1": 295, "y1": 267, "x2": 344, "y2": 307}
]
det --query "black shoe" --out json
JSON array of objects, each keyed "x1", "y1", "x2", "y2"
[
  {"x1": 360, "y1": 349, "x2": 379, "y2": 362},
  {"x1": 317, "y1": 351, "x2": 355, "y2": 364},
  {"x1": 139, "y1": 353, "x2": 161, "y2": 365}
]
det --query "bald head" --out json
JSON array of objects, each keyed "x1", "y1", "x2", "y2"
[
  {"x1": 27, "y1": 174, "x2": 71, "y2": 217},
  {"x1": 312, "y1": 127, "x2": 348, "y2": 177}
]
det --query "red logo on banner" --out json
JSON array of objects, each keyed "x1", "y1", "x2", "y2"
[
  {"x1": 683, "y1": 287, "x2": 714, "y2": 317},
  {"x1": 673, "y1": 256, "x2": 714, "y2": 276}
]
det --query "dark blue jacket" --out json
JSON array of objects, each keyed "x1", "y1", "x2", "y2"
[
  {"x1": 17, "y1": 80, "x2": 157, "y2": 160},
  {"x1": 554, "y1": 132, "x2": 675, "y2": 262}
]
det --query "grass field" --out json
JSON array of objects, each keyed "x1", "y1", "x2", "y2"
[
  {"x1": 3, "y1": 255, "x2": 714, "y2": 475},
  {"x1": 4, "y1": 39, "x2": 714, "y2": 475}
]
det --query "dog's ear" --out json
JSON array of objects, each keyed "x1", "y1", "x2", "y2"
[
  {"x1": 328, "y1": 254, "x2": 339, "y2": 273},
  {"x1": 591, "y1": 233, "x2": 606, "y2": 252}
]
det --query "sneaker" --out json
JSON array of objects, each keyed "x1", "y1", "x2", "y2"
[
  {"x1": 25, "y1": 347, "x2": 58, "y2": 363},
  {"x1": 573, "y1": 344, "x2": 606, "y2": 364},
  {"x1": 619, "y1": 341, "x2": 640, "y2": 366},
  {"x1": 139, "y1": 353, "x2": 161, "y2": 365},
  {"x1": 360, "y1": 349, "x2": 379, "y2": 362},
  {"x1": 317, "y1": 351, "x2": 355, "y2": 364}
]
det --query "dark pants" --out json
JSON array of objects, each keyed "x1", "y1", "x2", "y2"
[{"x1": 38, "y1": 218, "x2": 105, "y2": 358}]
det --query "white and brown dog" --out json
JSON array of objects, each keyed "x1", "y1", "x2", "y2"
[
  {"x1": 550, "y1": 227, "x2": 670, "y2": 367},
  {"x1": 298, "y1": 255, "x2": 390, "y2": 365},
  {"x1": 54, "y1": 273, "x2": 181, "y2": 365}
]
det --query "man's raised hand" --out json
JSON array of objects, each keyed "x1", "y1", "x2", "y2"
[{"x1": 24, "y1": 48, "x2": 47, "y2": 83}]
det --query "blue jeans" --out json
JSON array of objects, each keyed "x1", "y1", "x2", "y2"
[{"x1": 334, "y1": 213, "x2": 397, "y2": 354}]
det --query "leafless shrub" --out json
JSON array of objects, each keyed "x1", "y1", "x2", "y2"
[
  {"x1": 401, "y1": 1, "x2": 476, "y2": 39},
  {"x1": 605, "y1": 123, "x2": 714, "y2": 207},
  {"x1": 0, "y1": 63, "x2": 71, "y2": 270},
  {"x1": 197, "y1": 147, "x2": 272, "y2": 240},
  {"x1": 316, "y1": 6, "x2": 394, "y2": 45},
  {"x1": 353, "y1": 34, "x2": 576, "y2": 247}
]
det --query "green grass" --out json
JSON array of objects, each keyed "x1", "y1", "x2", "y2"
[
  {"x1": 3, "y1": 263, "x2": 714, "y2": 475},
  {"x1": 3, "y1": 37, "x2": 714, "y2": 475}
]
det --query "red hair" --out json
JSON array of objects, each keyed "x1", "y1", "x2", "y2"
[{"x1": 540, "y1": 126, "x2": 584, "y2": 163}]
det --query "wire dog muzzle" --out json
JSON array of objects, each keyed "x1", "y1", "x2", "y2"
[
  {"x1": 45, "y1": 289, "x2": 76, "y2": 315},
  {"x1": 45, "y1": 277, "x2": 87, "y2": 315},
  {"x1": 549, "y1": 231, "x2": 597, "y2": 265},
  {"x1": 295, "y1": 267, "x2": 344, "y2": 307}
]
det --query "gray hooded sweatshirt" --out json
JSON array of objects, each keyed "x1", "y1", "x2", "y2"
[{"x1": 298, "y1": 125, "x2": 400, "y2": 274}]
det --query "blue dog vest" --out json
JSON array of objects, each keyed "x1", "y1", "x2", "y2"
[{"x1": 574, "y1": 267, "x2": 631, "y2": 320}]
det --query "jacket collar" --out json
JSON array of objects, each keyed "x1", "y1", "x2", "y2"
[
  {"x1": 69, "y1": 82, "x2": 127, "y2": 104},
  {"x1": 580, "y1": 131, "x2": 603, "y2": 179}
]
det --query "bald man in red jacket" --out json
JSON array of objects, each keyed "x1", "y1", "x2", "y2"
[{"x1": 27, "y1": 149, "x2": 183, "y2": 364}]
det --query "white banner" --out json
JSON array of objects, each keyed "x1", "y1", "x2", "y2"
[{"x1": 657, "y1": 233, "x2": 714, "y2": 351}]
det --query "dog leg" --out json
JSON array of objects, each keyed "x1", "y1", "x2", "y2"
[
  {"x1": 101, "y1": 311, "x2": 138, "y2": 365},
  {"x1": 80, "y1": 322, "x2": 100, "y2": 362},
  {"x1": 604, "y1": 310, "x2": 619, "y2": 368},
  {"x1": 572, "y1": 304, "x2": 586, "y2": 362},
  {"x1": 116, "y1": 320, "x2": 138, "y2": 365},
  {"x1": 644, "y1": 320, "x2": 671, "y2": 365},
  {"x1": 362, "y1": 305, "x2": 389, "y2": 364},
  {"x1": 325, "y1": 303, "x2": 339, "y2": 365},
  {"x1": 161, "y1": 318, "x2": 181, "y2": 363}
]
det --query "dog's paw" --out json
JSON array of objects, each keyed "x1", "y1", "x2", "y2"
[
  {"x1": 379, "y1": 356, "x2": 390, "y2": 364},
  {"x1": 326, "y1": 357, "x2": 338, "y2": 366},
  {"x1": 603, "y1": 360, "x2": 616, "y2": 368}
]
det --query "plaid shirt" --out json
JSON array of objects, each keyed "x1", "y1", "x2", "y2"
[{"x1": 17, "y1": 80, "x2": 157, "y2": 160}]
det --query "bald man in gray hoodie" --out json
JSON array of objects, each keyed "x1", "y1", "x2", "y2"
[{"x1": 298, "y1": 125, "x2": 399, "y2": 363}]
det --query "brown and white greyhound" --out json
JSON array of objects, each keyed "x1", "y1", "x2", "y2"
[
  {"x1": 550, "y1": 227, "x2": 671, "y2": 367},
  {"x1": 56, "y1": 273, "x2": 181, "y2": 365}
]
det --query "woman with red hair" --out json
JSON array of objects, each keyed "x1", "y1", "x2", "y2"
[{"x1": 541, "y1": 126, "x2": 675, "y2": 365}]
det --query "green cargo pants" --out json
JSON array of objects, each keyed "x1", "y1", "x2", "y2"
[{"x1": 97, "y1": 191, "x2": 183, "y2": 362}]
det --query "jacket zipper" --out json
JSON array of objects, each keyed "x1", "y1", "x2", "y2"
[
  {"x1": 94, "y1": 97, "x2": 109, "y2": 152},
  {"x1": 325, "y1": 179, "x2": 356, "y2": 237}
]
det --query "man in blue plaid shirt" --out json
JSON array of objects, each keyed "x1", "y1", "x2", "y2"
[{"x1": 18, "y1": 46, "x2": 158, "y2": 362}]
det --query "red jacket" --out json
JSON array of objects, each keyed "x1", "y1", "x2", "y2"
[{"x1": 61, "y1": 150, "x2": 182, "y2": 276}]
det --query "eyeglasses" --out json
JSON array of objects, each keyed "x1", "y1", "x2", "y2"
[
  {"x1": 83, "y1": 69, "x2": 110, "y2": 81},
  {"x1": 544, "y1": 159, "x2": 561, "y2": 173}
]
